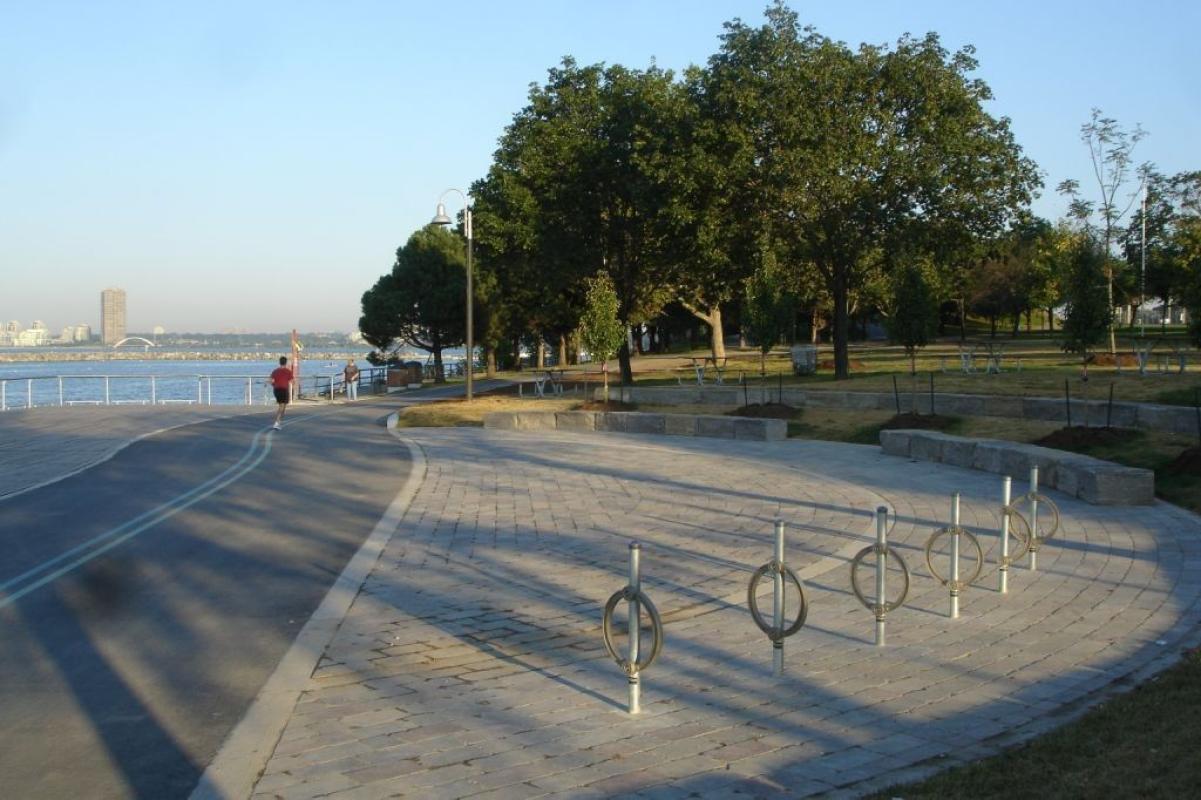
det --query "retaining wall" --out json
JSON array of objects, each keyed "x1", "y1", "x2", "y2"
[
  {"x1": 607, "y1": 386, "x2": 1199, "y2": 436},
  {"x1": 482, "y1": 411, "x2": 787, "y2": 441},
  {"x1": 879, "y1": 429, "x2": 1155, "y2": 506}
]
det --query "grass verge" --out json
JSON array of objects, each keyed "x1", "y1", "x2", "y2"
[{"x1": 869, "y1": 647, "x2": 1201, "y2": 800}]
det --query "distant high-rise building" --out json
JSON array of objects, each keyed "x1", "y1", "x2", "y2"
[{"x1": 101, "y1": 288, "x2": 127, "y2": 344}]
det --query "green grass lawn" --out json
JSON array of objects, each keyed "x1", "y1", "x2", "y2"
[{"x1": 869, "y1": 647, "x2": 1201, "y2": 800}]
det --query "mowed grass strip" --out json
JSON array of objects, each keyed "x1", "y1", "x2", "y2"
[{"x1": 869, "y1": 647, "x2": 1201, "y2": 800}]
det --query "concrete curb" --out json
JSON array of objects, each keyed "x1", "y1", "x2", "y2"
[{"x1": 189, "y1": 411, "x2": 425, "y2": 800}]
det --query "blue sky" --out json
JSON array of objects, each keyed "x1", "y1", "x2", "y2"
[{"x1": 1, "y1": 1, "x2": 1197, "y2": 333}]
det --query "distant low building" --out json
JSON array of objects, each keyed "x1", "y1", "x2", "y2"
[{"x1": 15, "y1": 323, "x2": 50, "y2": 346}]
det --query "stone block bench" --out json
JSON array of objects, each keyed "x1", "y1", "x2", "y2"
[
  {"x1": 879, "y1": 429, "x2": 1155, "y2": 506},
  {"x1": 483, "y1": 411, "x2": 787, "y2": 441}
]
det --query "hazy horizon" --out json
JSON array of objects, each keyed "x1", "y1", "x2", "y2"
[{"x1": 3, "y1": 1, "x2": 1197, "y2": 332}]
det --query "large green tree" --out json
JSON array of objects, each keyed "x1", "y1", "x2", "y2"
[
  {"x1": 474, "y1": 59, "x2": 689, "y2": 385},
  {"x1": 359, "y1": 226, "x2": 466, "y2": 383},
  {"x1": 706, "y1": 4, "x2": 1038, "y2": 379}
]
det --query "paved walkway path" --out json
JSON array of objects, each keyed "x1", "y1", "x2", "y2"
[
  {"x1": 0, "y1": 405, "x2": 269, "y2": 500},
  {"x1": 248, "y1": 427, "x2": 1201, "y2": 799}
]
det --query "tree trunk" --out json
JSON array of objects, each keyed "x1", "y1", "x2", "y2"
[
  {"x1": 558, "y1": 333, "x2": 568, "y2": 367},
  {"x1": 1047, "y1": 306, "x2": 1055, "y2": 332},
  {"x1": 617, "y1": 339, "x2": 633, "y2": 385},
  {"x1": 957, "y1": 298, "x2": 967, "y2": 343},
  {"x1": 512, "y1": 336, "x2": 522, "y2": 372},
  {"x1": 710, "y1": 306, "x2": 725, "y2": 360},
  {"x1": 1106, "y1": 265, "x2": 1117, "y2": 354},
  {"x1": 485, "y1": 345, "x2": 496, "y2": 378},
  {"x1": 680, "y1": 301, "x2": 726, "y2": 361},
  {"x1": 1011, "y1": 314, "x2": 1020, "y2": 337},
  {"x1": 432, "y1": 346, "x2": 445, "y2": 384},
  {"x1": 990, "y1": 316, "x2": 997, "y2": 338},
  {"x1": 536, "y1": 340, "x2": 545, "y2": 370},
  {"x1": 832, "y1": 269, "x2": 851, "y2": 380}
]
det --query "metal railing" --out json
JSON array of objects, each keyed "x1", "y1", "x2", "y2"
[{"x1": 0, "y1": 367, "x2": 389, "y2": 411}]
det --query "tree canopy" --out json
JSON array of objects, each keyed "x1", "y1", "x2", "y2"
[{"x1": 359, "y1": 225, "x2": 466, "y2": 382}]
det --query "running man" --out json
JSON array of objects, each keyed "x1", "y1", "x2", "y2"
[{"x1": 269, "y1": 356, "x2": 294, "y2": 430}]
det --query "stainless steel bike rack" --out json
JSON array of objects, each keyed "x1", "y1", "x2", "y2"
[
  {"x1": 746, "y1": 520, "x2": 808, "y2": 674},
  {"x1": 850, "y1": 506, "x2": 910, "y2": 646},
  {"x1": 925, "y1": 493, "x2": 983, "y2": 619},
  {"x1": 602, "y1": 542, "x2": 663, "y2": 714},
  {"x1": 1020, "y1": 466, "x2": 1060, "y2": 572},
  {"x1": 998, "y1": 476, "x2": 1032, "y2": 594}
]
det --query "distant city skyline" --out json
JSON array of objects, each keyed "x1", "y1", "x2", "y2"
[{"x1": 1, "y1": 1, "x2": 1197, "y2": 331}]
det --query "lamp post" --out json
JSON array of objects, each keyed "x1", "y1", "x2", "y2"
[
  {"x1": 432, "y1": 189, "x2": 473, "y2": 402},
  {"x1": 1140, "y1": 181, "x2": 1147, "y2": 337}
]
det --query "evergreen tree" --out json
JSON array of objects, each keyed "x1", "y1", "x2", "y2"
[
  {"x1": 1061, "y1": 241, "x2": 1112, "y2": 374},
  {"x1": 886, "y1": 262, "x2": 939, "y2": 376}
]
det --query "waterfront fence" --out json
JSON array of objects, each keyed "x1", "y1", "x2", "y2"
[{"x1": 0, "y1": 367, "x2": 388, "y2": 411}]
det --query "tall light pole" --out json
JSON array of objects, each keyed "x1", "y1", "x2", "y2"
[
  {"x1": 1140, "y1": 182, "x2": 1147, "y2": 337},
  {"x1": 432, "y1": 189, "x2": 473, "y2": 402}
]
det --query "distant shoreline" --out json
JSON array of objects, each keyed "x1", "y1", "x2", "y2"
[{"x1": 0, "y1": 350, "x2": 372, "y2": 364}]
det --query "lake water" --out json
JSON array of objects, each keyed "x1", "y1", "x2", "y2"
[{"x1": 0, "y1": 355, "x2": 391, "y2": 409}]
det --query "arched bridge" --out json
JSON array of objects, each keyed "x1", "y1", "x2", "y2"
[{"x1": 112, "y1": 336, "x2": 157, "y2": 350}]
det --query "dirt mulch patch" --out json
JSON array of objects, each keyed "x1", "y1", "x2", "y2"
[
  {"x1": 579, "y1": 400, "x2": 638, "y2": 412},
  {"x1": 1034, "y1": 426, "x2": 1142, "y2": 449},
  {"x1": 729, "y1": 403, "x2": 798, "y2": 420},
  {"x1": 880, "y1": 412, "x2": 957, "y2": 431},
  {"x1": 818, "y1": 359, "x2": 867, "y2": 370},
  {"x1": 1091, "y1": 353, "x2": 1140, "y2": 367},
  {"x1": 1165, "y1": 446, "x2": 1201, "y2": 475}
]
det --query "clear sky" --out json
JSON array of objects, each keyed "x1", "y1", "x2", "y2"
[{"x1": 1, "y1": 1, "x2": 1197, "y2": 333}]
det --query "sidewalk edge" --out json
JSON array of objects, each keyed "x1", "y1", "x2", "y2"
[{"x1": 189, "y1": 411, "x2": 423, "y2": 800}]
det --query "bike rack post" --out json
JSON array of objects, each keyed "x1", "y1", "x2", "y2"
[
  {"x1": 627, "y1": 542, "x2": 641, "y2": 712},
  {"x1": 1029, "y1": 467, "x2": 1040, "y2": 572},
  {"x1": 851, "y1": 507, "x2": 909, "y2": 645},
  {"x1": 602, "y1": 541, "x2": 663, "y2": 715},
  {"x1": 874, "y1": 507, "x2": 887, "y2": 645},
  {"x1": 924, "y1": 493, "x2": 983, "y2": 619},
  {"x1": 1000, "y1": 477, "x2": 1011, "y2": 594},
  {"x1": 772, "y1": 520, "x2": 785, "y2": 674},
  {"x1": 950, "y1": 494, "x2": 961, "y2": 618},
  {"x1": 747, "y1": 520, "x2": 808, "y2": 674}
]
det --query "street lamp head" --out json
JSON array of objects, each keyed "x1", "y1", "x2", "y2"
[{"x1": 431, "y1": 203, "x2": 453, "y2": 226}]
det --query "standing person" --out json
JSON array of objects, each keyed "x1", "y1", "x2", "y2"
[
  {"x1": 344, "y1": 358, "x2": 360, "y2": 401},
  {"x1": 269, "y1": 356, "x2": 293, "y2": 430}
]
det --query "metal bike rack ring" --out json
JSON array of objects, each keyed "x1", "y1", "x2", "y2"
[
  {"x1": 1000, "y1": 505, "x2": 1032, "y2": 565},
  {"x1": 746, "y1": 560, "x2": 808, "y2": 641},
  {"x1": 924, "y1": 526, "x2": 984, "y2": 591},
  {"x1": 1025, "y1": 492, "x2": 1060, "y2": 550},
  {"x1": 602, "y1": 586, "x2": 663, "y2": 676},
  {"x1": 850, "y1": 543, "x2": 911, "y2": 616}
]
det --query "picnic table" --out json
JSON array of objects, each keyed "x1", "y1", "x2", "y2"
[
  {"x1": 682, "y1": 356, "x2": 727, "y2": 386},
  {"x1": 533, "y1": 369, "x2": 565, "y2": 398}
]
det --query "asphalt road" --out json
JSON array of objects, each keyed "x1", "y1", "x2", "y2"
[{"x1": 0, "y1": 396, "x2": 415, "y2": 799}]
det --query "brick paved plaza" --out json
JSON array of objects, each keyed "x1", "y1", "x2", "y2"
[{"x1": 247, "y1": 427, "x2": 1201, "y2": 799}]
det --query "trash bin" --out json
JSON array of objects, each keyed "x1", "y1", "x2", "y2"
[{"x1": 791, "y1": 345, "x2": 817, "y2": 376}]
